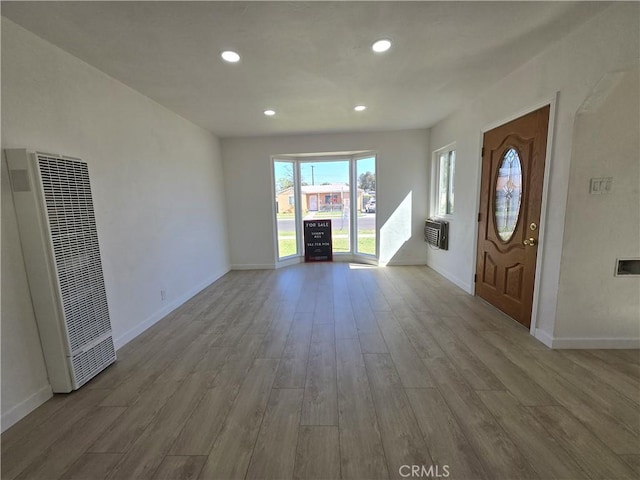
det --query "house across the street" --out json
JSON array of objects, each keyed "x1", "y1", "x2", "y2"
[{"x1": 276, "y1": 183, "x2": 366, "y2": 214}]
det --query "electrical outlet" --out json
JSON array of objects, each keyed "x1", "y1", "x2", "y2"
[{"x1": 160, "y1": 290, "x2": 166, "y2": 301}]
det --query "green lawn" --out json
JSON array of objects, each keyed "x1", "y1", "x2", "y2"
[
  {"x1": 357, "y1": 237, "x2": 376, "y2": 255},
  {"x1": 278, "y1": 238, "x2": 298, "y2": 257},
  {"x1": 278, "y1": 235, "x2": 375, "y2": 258}
]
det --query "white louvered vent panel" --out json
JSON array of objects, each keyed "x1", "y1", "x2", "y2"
[
  {"x1": 38, "y1": 155, "x2": 112, "y2": 353},
  {"x1": 71, "y1": 335, "x2": 116, "y2": 388},
  {"x1": 7, "y1": 148, "x2": 116, "y2": 392}
]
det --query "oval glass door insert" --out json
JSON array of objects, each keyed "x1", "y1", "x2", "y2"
[{"x1": 494, "y1": 148, "x2": 522, "y2": 241}]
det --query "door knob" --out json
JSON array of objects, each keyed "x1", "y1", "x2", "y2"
[{"x1": 523, "y1": 238, "x2": 537, "y2": 246}]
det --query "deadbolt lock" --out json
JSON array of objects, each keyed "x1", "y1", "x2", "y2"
[
  {"x1": 530, "y1": 223, "x2": 538, "y2": 231},
  {"x1": 523, "y1": 238, "x2": 537, "y2": 246}
]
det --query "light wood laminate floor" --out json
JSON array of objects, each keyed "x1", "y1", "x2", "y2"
[{"x1": 2, "y1": 263, "x2": 639, "y2": 480}]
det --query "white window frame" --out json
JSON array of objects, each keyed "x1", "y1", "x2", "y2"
[
  {"x1": 272, "y1": 159, "x2": 300, "y2": 261},
  {"x1": 353, "y1": 153, "x2": 378, "y2": 258},
  {"x1": 432, "y1": 143, "x2": 456, "y2": 218}
]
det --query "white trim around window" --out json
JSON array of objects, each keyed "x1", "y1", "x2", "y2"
[{"x1": 431, "y1": 143, "x2": 456, "y2": 218}]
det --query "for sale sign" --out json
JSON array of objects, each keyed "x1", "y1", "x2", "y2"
[{"x1": 304, "y1": 220, "x2": 333, "y2": 262}]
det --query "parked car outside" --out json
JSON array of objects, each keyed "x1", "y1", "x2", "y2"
[{"x1": 365, "y1": 199, "x2": 376, "y2": 213}]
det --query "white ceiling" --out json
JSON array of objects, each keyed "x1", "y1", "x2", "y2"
[{"x1": 2, "y1": 1, "x2": 608, "y2": 138}]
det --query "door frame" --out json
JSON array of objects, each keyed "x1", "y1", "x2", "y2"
[{"x1": 473, "y1": 92, "x2": 558, "y2": 335}]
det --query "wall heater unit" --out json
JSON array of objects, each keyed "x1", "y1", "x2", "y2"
[
  {"x1": 424, "y1": 218, "x2": 449, "y2": 250},
  {"x1": 6, "y1": 149, "x2": 116, "y2": 393}
]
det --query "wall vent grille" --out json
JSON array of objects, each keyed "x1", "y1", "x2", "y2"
[
  {"x1": 71, "y1": 335, "x2": 116, "y2": 388},
  {"x1": 37, "y1": 155, "x2": 112, "y2": 354},
  {"x1": 7, "y1": 148, "x2": 116, "y2": 392}
]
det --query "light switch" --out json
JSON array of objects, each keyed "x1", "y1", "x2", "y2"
[{"x1": 590, "y1": 177, "x2": 613, "y2": 194}]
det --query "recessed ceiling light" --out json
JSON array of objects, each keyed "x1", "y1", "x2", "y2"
[
  {"x1": 354, "y1": 105, "x2": 367, "y2": 112},
  {"x1": 264, "y1": 109, "x2": 276, "y2": 116},
  {"x1": 372, "y1": 39, "x2": 392, "y2": 53},
  {"x1": 221, "y1": 50, "x2": 240, "y2": 63}
]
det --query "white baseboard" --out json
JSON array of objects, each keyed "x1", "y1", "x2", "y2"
[
  {"x1": 549, "y1": 336, "x2": 640, "y2": 349},
  {"x1": 534, "y1": 328, "x2": 554, "y2": 348},
  {"x1": 426, "y1": 262, "x2": 473, "y2": 294},
  {"x1": 333, "y1": 255, "x2": 357, "y2": 263},
  {"x1": 535, "y1": 328, "x2": 639, "y2": 349},
  {"x1": 1, "y1": 384, "x2": 52, "y2": 433},
  {"x1": 276, "y1": 256, "x2": 302, "y2": 269},
  {"x1": 114, "y1": 267, "x2": 229, "y2": 350},
  {"x1": 230, "y1": 263, "x2": 276, "y2": 270}
]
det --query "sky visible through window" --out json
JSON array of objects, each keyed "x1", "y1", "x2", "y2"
[{"x1": 275, "y1": 157, "x2": 375, "y2": 186}]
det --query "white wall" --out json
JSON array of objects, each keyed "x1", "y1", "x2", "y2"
[
  {"x1": 1, "y1": 158, "x2": 51, "y2": 429},
  {"x1": 1, "y1": 18, "x2": 230, "y2": 430},
  {"x1": 554, "y1": 68, "x2": 639, "y2": 346},
  {"x1": 221, "y1": 130, "x2": 429, "y2": 268},
  {"x1": 428, "y1": 3, "x2": 639, "y2": 346}
]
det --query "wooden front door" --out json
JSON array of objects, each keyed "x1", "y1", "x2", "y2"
[{"x1": 475, "y1": 106, "x2": 550, "y2": 327}]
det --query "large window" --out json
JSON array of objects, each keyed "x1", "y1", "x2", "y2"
[
  {"x1": 356, "y1": 156, "x2": 376, "y2": 255},
  {"x1": 274, "y1": 160, "x2": 298, "y2": 259},
  {"x1": 273, "y1": 153, "x2": 377, "y2": 261},
  {"x1": 434, "y1": 146, "x2": 455, "y2": 216},
  {"x1": 300, "y1": 160, "x2": 351, "y2": 253}
]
